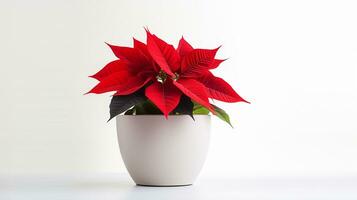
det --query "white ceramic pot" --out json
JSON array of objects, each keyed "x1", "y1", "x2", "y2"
[{"x1": 116, "y1": 115, "x2": 211, "y2": 186}]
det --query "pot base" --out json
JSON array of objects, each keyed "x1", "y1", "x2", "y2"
[{"x1": 137, "y1": 183, "x2": 193, "y2": 187}]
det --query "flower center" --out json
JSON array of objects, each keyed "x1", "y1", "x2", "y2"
[
  {"x1": 173, "y1": 72, "x2": 179, "y2": 81},
  {"x1": 156, "y1": 70, "x2": 167, "y2": 83},
  {"x1": 156, "y1": 71, "x2": 180, "y2": 83}
]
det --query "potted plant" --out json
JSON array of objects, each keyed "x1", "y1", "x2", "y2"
[{"x1": 87, "y1": 29, "x2": 249, "y2": 186}]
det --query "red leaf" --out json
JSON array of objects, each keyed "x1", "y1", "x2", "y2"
[
  {"x1": 87, "y1": 71, "x2": 151, "y2": 95},
  {"x1": 133, "y1": 38, "x2": 161, "y2": 72},
  {"x1": 87, "y1": 71, "x2": 129, "y2": 94},
  {"x1": 173, "y1": 78, "x2": 214, "y2": 112},
  {"x1": 106, "y1": 43, "x2": 148, "y2": 66},
  {"x1": 208, "y1": 59, "x2": 226, "y2": 69},
  {"x1": 133, "y1": 38, "x2": 150, "y2": 59},
  {"x1": 181, "y1": 47, "x2": 219, "y2": 78},
  {"x1": 145, "y1": 81, "x2": 182, "y2": 118},
  {"x1": 114, "y1": 75, "x2": 152, "y2": 95},
  {"x1": 200, "y1": 72, "x2": 249, "y2": 103},
  {"x1": 89, "y1": 60, "x2": 128, "y2": 81},
  {"x1": 177, "y1": 36, "x2": 193, "y2": 57},
  {"x1": 146, "y1": 30, "x2": 180, "y2": 76}
]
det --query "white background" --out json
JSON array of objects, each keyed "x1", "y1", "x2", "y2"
[{"x1": 0, "y1": 0, "x2": 356, "y2": 178}]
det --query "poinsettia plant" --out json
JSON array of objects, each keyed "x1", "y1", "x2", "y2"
[{"x1": 87, "y1": 29, "x2": 249, "y2": 126}]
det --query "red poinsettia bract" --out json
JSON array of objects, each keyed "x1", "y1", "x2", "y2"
[{"x1": 87, "y1": 29, "x2": 248, "y2": 119}]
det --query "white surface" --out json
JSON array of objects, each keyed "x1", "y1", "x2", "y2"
[
  {"x1": 1, "y1": 0, "x2": 357, "y2": 177},
  {"x1": 117, "y1": 115, "x2": 210, "y2": 186},
  {"x1": 1, "y1": 174, "x2": 357, "y2": 200}
]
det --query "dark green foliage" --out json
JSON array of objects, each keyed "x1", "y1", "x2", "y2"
[
  {"x1": 109, "y1": 90, "x2": 233, "y2": 127},
  {"x1": 108, "y1": 89, "x2": 147, "y2": 121},
  {"x1": 172, "y1": 95, "x2": 194, "y2": 119},
  {"x1": 135, "y1": 100, "x2": 163, "y2": 115}
]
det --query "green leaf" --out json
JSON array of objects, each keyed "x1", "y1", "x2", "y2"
[
  {"x1": 108, "y1": 89, "x2": 146, "y2": 121},
  {"x1": 212, "y1": 104, "x2": 233, "y2": 128},
  {"x1": 193, "y1": 102, "x2": 233, "y2": 127},
  {"x1": 193, "y1": 102, "x2": 210, "y2": 115},
  {"x1": 193, "y1": 106, "x2": 210, "y2": 115}
]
